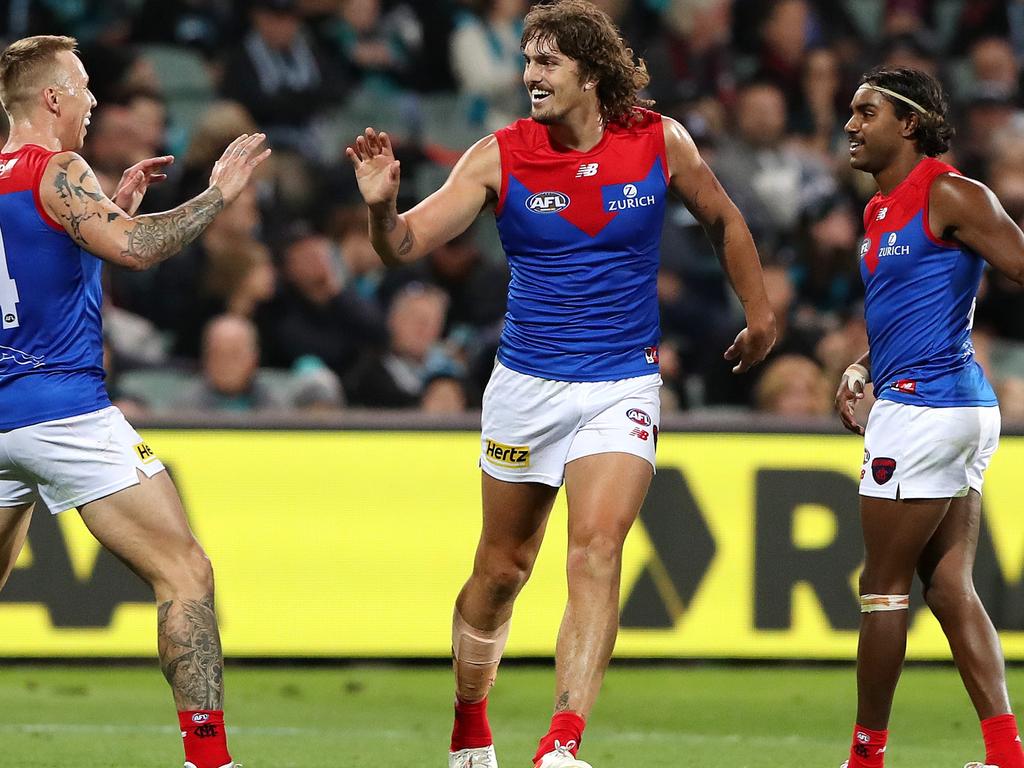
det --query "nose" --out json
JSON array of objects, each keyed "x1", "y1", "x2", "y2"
[{"x1": 844, "y1": 114, "x2": 858, "y2": 134}]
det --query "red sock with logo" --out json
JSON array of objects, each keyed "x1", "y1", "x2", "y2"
[
  {"x1": 982, "y1": 713, "x2": 1024, "y2": 768},
  {"x1": 533, "y1": 712, "x2": 585, "y2": 765},
  {"x1": 848, "y1": 724, "x2": 887, "y2": 767},
  {"x1": 451, "y1": 696, "x2": 493, "y2": 751},
  {"x1": 178, "y1": 710, "x2": 231, "y2": 768}
]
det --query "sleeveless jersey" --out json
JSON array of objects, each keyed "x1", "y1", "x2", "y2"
[
  {"x1": 493, "y1": 108, "x2": 668, "y2": 381},
  {"x1": 0, "y1": 144, "x2": 109, "y2": 430},
  {"x1": 859, "y1": 156, "x2": 996, "y2": 407}
]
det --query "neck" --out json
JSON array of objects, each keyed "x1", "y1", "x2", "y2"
[
  {"x1": 4, "y1": 115, "x2": 62, "y2": 153},
  {"x1": 545, "y1": 105, "x2": 605, "y2": 152},
  {"x1": 874, "y1": 151, "x2": 925, "y2": 196}
]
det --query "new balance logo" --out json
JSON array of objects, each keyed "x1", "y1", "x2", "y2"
[
  {"x1": 0, "y1": 158, "x2": 18, "y2": 177},
  {"x1": 576, "y1": 162, "x2": 599, "y2": 178},
  {"x1": 876, "y1": 206, "x2": 888, "y2": 220}
]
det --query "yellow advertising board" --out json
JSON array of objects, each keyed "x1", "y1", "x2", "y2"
[{"x1": 3, "y1": 430, "x2": 1024, "y2": 659}]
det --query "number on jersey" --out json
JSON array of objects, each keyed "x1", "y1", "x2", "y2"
[{"x1": 0, "y1": 225, "x2": 19, "y2": 329}]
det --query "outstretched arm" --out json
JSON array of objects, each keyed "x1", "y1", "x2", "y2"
[
  {"x1": 662, "y1": 116, "x2": 776, "y2": 372},
  {"x1": 929, "y1": 172, "x2": 1024, "y2": 285},
  {"x1": 41, "y1": 133, "x2": 270, "y2": 271},
  {"x1": 346, "y1": 127, "x2": 499, "y2": 267}
]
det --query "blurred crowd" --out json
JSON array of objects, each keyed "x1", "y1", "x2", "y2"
[{"x1": 7, "y1": 0, "x2": 1024, "y2": 422}]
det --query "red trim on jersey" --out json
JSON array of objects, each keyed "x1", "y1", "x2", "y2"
[
  {"x1": 654, "y1": 116, "x2": 670, "y2": 183},
  {"x1": 495, "y1": 130, "x2": 510, "y2": 217},
  {"x1": 922, "y1": 170, "x2": 961, "y2": 249},
  {"x1": 0, "y1": 144, "x2": 64, "y2": 231}
]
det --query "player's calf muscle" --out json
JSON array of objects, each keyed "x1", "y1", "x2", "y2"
[{"x1": 157, "y1": 594, "x2": 225, "y2": 710}]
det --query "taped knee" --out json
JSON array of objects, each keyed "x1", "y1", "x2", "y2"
[
  {"x1": 452, "y1": 609, "x2": 510, "y2": 701},
  {"x1": 860, "y1": 593, "x2": 910, "y2": 613}
]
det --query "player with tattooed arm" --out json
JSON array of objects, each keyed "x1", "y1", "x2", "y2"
[{"x1": 0, "y1": 36, "x2": 268, "y2": 768}]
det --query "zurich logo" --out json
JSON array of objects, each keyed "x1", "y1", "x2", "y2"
[
  {"x1": 623, "y1": 184, "x2": 638, "y2": 198},
  {"x1": 887, "y1": 232, "x2": 897, "y2": 246},
  {"x1": 526, "y1": 191, "x2": 570, "y2": 213}
]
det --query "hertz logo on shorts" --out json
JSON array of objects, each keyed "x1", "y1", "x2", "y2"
[
  {"x1": 134, "y1": 442, "x2": 157, "y2": 464},
  {"x1": 484, "y1": 439, "x2": 530, "y2": 468}
]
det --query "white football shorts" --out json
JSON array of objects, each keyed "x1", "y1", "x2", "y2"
[
  {"x1": 0, "y1": 406, "x2": 166, "y2": 513},
  {"x1": 859, "y1": 399, "x2": 1000, "y2": 500},
  {"x1": 480, "y1": 361, "x2": 661, "y2": 487}
]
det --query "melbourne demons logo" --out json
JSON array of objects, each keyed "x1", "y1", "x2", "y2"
[
  {"x1": 871, "y1": 457, "x2": 897, "y2": 484},
  {"x1": 526, "y1": 191, "x2": 570, "y2": 213}
]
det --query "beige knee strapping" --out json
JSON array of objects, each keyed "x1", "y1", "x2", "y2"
[
  {"x1": 452, "y1": 609, "x2": 510, "y2": 702},
  {"x1": 860, "y1": 593, "x2": 910, "y2": 613}
]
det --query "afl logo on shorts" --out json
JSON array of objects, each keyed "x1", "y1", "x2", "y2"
[
  {"x1": 626, "y1": 408, "x2": 652, "y2": 427},
  {"x1": 871, "y1": 457, "x2": 897, "y2": 484},
  {"x1": 526, "y1": 191, "x2": 570, "y2": 213}
]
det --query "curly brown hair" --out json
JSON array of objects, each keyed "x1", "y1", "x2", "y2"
[
  {"x1": 860, "y1": 66, "x2": 954, "y2": 156},
  {"x1": 521, "y1": 0, "x2": 653, "y2": 126}
]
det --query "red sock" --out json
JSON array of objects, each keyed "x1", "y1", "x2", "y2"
[
  {"x1": 982, "y1": 713, "x2": 1024, "y2": 768},
  {"x1": 451, "y1": 696, "x2": 493, "y2": 751},
  {"x1": 533, "y1": 712, "x2": 586, "y2": 765},
  {"x1": 848, "y1": 724, "x2": 887, "y2": 768},
  {"x1": 178, "y1": 710, "x2": 231, "y2": 768}
]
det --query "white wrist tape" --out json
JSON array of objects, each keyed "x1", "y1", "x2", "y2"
[{"x1": 843, "y1": 363, "x2": 869, "y2": 393}]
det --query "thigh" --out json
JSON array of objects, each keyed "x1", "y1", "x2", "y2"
[
  {"x1": 78, "y1": 470, "x2": 200, "y2": 586},
  {"x1": 861, "y1": 495, "x2": 950, "y2": 590},
  {"x1": 476, "y1": 471, "x2": 559, "y2": 565},
  {"x1": 564, "y1": 451, "x2": 653, "y2": 543},
  {"x1": 917, "y1": 490, "x2": 981, "y2": 592},
  {"x1": 0, "y1": 503, "x2": 33, "y2": 589}
]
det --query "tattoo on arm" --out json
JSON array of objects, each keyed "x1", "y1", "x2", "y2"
[
  {"x1": 122, "y1": 187, "x2": 224, "y2": 269},
  {"x1": 555, "y1": 690, "x2": 571, "y2": 711},
  {"x1": 53, "y1": 158, "x2": 106, "y2": 244},
  {"x1": 397, "y1": 228, "x2": 414, "y2": 256},
  {"x1": 157, "y1": 594, "x2": 224, "y2": 711}
]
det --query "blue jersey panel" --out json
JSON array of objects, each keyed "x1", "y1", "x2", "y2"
[{"x1": 0, "y1": 187, "x2": 109, "y2": 430}]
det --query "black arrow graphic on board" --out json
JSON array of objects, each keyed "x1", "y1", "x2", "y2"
[{"x1": 620, "y1": 468, "x2": 716, "y2": 628}]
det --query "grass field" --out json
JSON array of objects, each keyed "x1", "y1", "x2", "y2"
[{"x1": 2, "y1": 663, "x2": 1017, "y2": 767}]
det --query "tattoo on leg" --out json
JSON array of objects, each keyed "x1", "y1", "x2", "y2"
[
  {"x1": 157, "y1": 594, "x2": 224, "y2": 710},
  {"x1": 555, "y1": 690, "x2": 571, "y2": 711}
]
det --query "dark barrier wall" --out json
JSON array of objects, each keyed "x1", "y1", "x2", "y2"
[{"x1": 3, "y1": 421, "x2": 1023, "y2": 659}]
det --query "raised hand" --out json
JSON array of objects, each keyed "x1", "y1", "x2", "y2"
[
  {"x1": 113, "y1": 155, "x2": 174, "y2": 216},
  {"x1": 208, "y1": 133, "x2": 271, "y2": 205},
  {"x1": 345, "y1": 127, "x2": 400, "y2": 208}
]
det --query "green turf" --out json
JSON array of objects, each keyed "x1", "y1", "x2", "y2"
[{"x1": 1, "y1": 663, "x2": 1018, "y2": 767}]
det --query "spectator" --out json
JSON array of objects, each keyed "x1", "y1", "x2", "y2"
[
  {"x1": 345, "y1": 283, "x2": 462, "y2": 408},
  {"x1": 754, "y1": 354, "x2": 831, "y2": 416},
  {"x1": 132, "y1": 0, "x2": 237, "y2": 60},
  {"x1": 449, "y1": 0, "x2": 528, "y2": 130},
  {"x1": 323, "y1": 0, "x2": 413, "y2": 94},
  {"x1": 172, "y1": 315, "x2": 290, "y2": 411},
  {"x1": 221, "y1": 0, "x2": 343, "y2": 158},
  {"x1": 259, "y1": 227, "x2": 387, "y2": 377}
]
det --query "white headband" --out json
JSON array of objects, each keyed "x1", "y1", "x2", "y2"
[{"x1": 859, "y1": 84, "x2": 929, "y2": 115}]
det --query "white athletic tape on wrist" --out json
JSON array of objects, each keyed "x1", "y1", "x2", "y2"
[
  {"x1": 860, "y1": 593, "x2": 910, "y2": 613},
  {"x1": 843, "y1": 363, "x2": 869, "y2": 393}
]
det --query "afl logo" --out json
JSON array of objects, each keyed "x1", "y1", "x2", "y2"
[
  {"x1": 192, "y1": 713, "x2": 210, "y2": 723},
  {"x1": 527, "y1": 191, "x2": 570, "y2": 213},
  {"x1": 626, "y1": 408, "x2": 652, "y2": 426},
  {"x1": 887, "y1": 232, "x2": 897, "y2": 246},
  {"x1": 623, "y1": 184, "x2": 638, "y2": 198},
  {"x1": 859, "y1": 238, "x2": 870, "y2": 259}
]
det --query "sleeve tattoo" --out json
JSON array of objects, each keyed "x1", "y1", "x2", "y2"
[{"x1": 52, "y1": 155, "x2": 224, "y2": 269}]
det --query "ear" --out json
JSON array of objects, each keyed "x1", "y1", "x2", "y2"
[
  {"x1": 43, "y1": 85, "x2": 60, "y2": 116},
  {"x1": 900, "y1": 111, "x2": 919, "y2": 139},
  {"x1": 583, "y1": 80, "x2": 596, "y2": 92}
]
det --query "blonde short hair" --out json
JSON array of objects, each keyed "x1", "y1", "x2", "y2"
[{"x1": 0, "y1": 35, "x2": 78, "y2": 114}]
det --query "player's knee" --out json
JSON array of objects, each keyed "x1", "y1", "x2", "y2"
[
  {"x1": 474, "y1": 556, "x2": 532, "y2": 606},
  {"x1": 922, "y1": 579, "x2": 975, "y2": 621},
  {"x1": 567, "y1": 533, "x2": 623, "y2": 581},
  {"x1": 155, "y1": 539, "x2": 214, "y2": 596}
]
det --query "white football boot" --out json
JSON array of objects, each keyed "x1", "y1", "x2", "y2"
[
  {"x1": 533, "y1": 740, "x2": 592, "y2": 768},
  {"x1": 449, "y1": 745, "x2": 498, "y2": 768},
  {"x1": 963, "y1": 763, "x2": 999, "y2": 767}
]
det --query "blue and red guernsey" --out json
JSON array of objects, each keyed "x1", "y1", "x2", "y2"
[
  {"x1": 0, "y1": 144, "x2": 109, "y2": 430},
  {"x1": 860, "y1": 156, "x2": 996, "y2": 407},
  {"x1": 493, "y1": 108, "x2": 668, "y2": 381}
]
